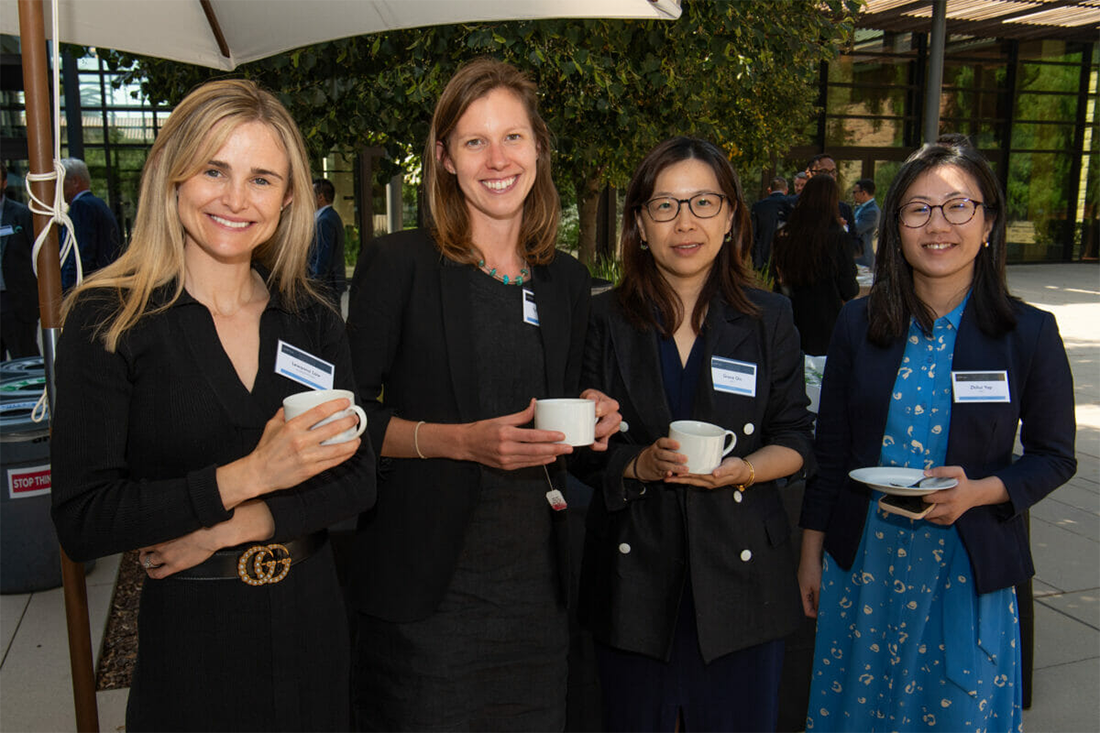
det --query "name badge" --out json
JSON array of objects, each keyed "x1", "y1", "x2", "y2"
[
  {"x1": 274, "y1": 339, "x2": 334, "y2": 391},
  {"x1": 951, "y1": 371, "x2": 1010, "y2": 403},
  {"x1": 0, "y1": 225, "x2": 14, "y2": 237},
  {"x1": 711, "y1": 356, "x2": 757, "y2": 397},
  {"x1": 522, "y1": 288, "x2": 540, "y2": 327}
]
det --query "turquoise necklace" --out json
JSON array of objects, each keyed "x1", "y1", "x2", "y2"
[{"x1": 477, "y1": 259, "x2": 530, "y2": 286}]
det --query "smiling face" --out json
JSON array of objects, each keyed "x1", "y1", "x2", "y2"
[
  {"x1": 177, "y1": 120, "x2": 291, "y2": 267},
  {"x1": 638, "y1": 158, "x2": 734, "y2": 291},
  {"x1": 437, "y1": 87, "x2": 538, "y2": 233},
  {"x1": 899, "y1": 164, "x2": 992, "y2": 295}
]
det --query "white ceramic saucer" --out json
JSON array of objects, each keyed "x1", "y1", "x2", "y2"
[{"x1": 848, "y1": 467, "x2": 958, "y2": 496}]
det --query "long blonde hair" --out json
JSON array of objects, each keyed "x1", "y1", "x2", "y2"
[
  {"x1": 424, "y1": 58, "x2": 559, "y2": 266},
  {"x1": 62, "y1": 79, "x2": 317, "y2": 351}
]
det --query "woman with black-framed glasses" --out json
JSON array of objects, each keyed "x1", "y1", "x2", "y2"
[
  {"x1": 797, "y1": 135, "x2": 1076, "y2": 730},
  {"x1": 577, "y1": 137, "x2": 814, "y2": 731}
]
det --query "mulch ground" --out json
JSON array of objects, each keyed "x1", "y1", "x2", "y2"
[{"x1": 95, "y1": 550, "x2": 142, "y2": 691}]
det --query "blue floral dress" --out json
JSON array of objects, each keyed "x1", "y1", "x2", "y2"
[{"x1": 807, "y1": 296, "x2": 1023, "y2": 732}]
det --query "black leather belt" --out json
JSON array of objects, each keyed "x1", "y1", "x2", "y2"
[{"x1": 172, "y1": 532, "x2": 326, "y2": 585}]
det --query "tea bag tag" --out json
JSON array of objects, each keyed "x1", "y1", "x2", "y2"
[
  {"x1": 275, "y1": 339, "x2": 335, "y2": 390},
  {"x1": 545, "y1": 488, "x2": 568, "y2": 512},
  {"x1": 523, "y1": 288, "x2": 540, "y2": 327}
]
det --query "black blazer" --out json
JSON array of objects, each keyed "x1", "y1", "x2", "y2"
[
  {"x1": 750, "y1": 192, "x2": 790, "y2": 270},
  {"x1": 60, "y1": 192, "x2": 120, "y2": 289},
  {"x1": 577, "y1": 288, "x2": 815, "y2": 663},
  {"x1": 346, "y1": 229, "x2": 591, "y2": 621},
  {"x1": 800, "y1": 297, "x2": 1077, "y2": 594},
  {"x1": 310, "y1": 205, "x2": 346, "y2": 296},
  {"x1": 2, "y1": 195, "x2": 37, "y2": 324}
]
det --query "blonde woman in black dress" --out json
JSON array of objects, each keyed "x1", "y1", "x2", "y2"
[{"x1": 51, "y1": 79, "x2": 375, "y2": 731}]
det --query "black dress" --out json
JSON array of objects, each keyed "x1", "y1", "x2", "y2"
[
  {"x1": 51, "y1": 284, "x2": 376, "y2": 732},
  {"x1": 354, "y1": 271, "x2": 569, "y2": 731}
]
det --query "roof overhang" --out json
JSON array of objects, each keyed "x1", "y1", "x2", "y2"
[{"x1": 858, "y1": 0, "x2": 1100, "y2": 42}]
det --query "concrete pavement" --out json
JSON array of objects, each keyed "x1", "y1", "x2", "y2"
[{"x1": 1, "y1": 263, "x2": 1097, "y2": 731}]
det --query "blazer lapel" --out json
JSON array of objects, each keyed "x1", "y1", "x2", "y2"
[
  {"x1": 440, "y1": 260, "x2": 480, "y2": 422},
  {"x1": 692, "y1": 297, "x2": 755, "y2": 419},
  {"x1": 533, "y1": 263, "x2": 568, "y2": 396},
  {"x1": 607, "y1": 311, "x2": 672, "y2": 438}
]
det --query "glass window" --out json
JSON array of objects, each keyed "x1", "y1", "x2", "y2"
[{"x1": 1005, "y1": 152, "x2": 1075, "y2": 262}]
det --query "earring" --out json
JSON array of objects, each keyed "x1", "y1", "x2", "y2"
[
  {"x1": 983, "y1": 241, "x2": 990, "y2": 248},
  {"x1": 640, "y1": 242, "x2": 649, "y2": 251}
]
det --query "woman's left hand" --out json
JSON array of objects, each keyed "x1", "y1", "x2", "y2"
[
  {"x1": 921, "y1": 465, "x2": 1010, "y2": 525},
  {"x1": 138, "y1": 527, "x2": 223, "y2": 580},
  {"x1": 665, "y1": 456, "x2": 753, "y2": 490},
  {"x1": 138, "y1": 501, "x2": 275, "y2": 579},
  {"x1": 580, "y1": 388, "x2": 621, "y2": 452}
]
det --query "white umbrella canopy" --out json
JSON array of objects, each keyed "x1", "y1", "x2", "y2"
[{"x1": 1, "y1": 0, "x2": 681, "y2": 70}]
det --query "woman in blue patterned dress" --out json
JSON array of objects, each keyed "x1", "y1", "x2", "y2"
[{"x1": 797, "y1": 136, "x2": 1076, "y2": 731}]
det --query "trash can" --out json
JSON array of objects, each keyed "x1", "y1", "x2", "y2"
[
  {"x1": 0, "y1": 360, "x2": 88, "y2": 593},
  {"x1": 0, "y1": 356, "x2": 44, "y2": 380}
]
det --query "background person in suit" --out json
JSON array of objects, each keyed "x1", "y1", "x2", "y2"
[
  {"x1": 852, "y1": 178, "x2": 880, "y2": 270},
  {"x1": 750, "y1": 175, "x2": 789, "y2": 270},
  {"x1": 791, "y1": 171, "x2": 808, "y2": 196},
  {"x1": 309, "y1": 177, "x2": 346, "y2": 307},
  {"x1": 1, "y1": 162, "x2": 39, "y2": 359},
  {"x1": 59, "y1": 157, "x2": 121, "y2": 291},
  {"x1": 798, "y1": 137, "x2": 1076, "y2": 731},
  {"x1": 346, "y1": 59, "x2": 620, "y2": 732},
  {"x1": 578, "y1": 137, "x2": 814, "y2": 732}
]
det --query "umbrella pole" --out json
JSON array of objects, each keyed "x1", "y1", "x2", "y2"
[{"x1": 17, "y1": 1, "x2": 100, "y2": 731}]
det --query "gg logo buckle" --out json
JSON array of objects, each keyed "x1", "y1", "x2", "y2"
[{"x1": 237, "y1": 543, "x2": 292, "y2": 586}]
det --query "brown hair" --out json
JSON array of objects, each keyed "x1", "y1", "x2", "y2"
[
  {"x1": 62, "y1": 79, "x2": 319, "y2": 351},
  {"x1": 423, "y1": 58, "x2": 559, "y2": 266},
  {"x1": 772, "y1": 175, "x2": 843, "y2": 288},
  {"x1": 618, "y1": 137, "x2": 758, "y2": 337}
]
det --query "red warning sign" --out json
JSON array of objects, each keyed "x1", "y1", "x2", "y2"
[{"x1": 8, "y1": 464, "x2": 51, "y2": 499}]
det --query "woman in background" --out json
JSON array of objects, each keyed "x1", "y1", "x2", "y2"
[
  {"x1": 771, "y1": 174, "x2": 858, "y2": 355},
  {"x1": 578, "y1": 137, "x2": 814, "y2": 732},
  {"x1": 51, "y1": 79, "x2": 375, "y2": 731},
  {"x1": 798, "y1": 136, "x2": 1076, "y2": 730},
  {"x1": 346, "y1": 58, "x2": 618, "y2": 731}
]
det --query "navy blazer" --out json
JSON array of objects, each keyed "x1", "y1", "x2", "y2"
[
  {"x1": 345, "y1": 229, "x2": 591, "y2": 621},
  {"x1": 310, "y1": 205, "x2": 346, "y2": 296},
  {"x1": 578, "y1": 288, "x2": 814, "y2": 663},
  {"x1": 61, "y1": 192, "x2": 120, "y2": 290},
  {"x1": 800, "y1": 297, "x2": 1076, "y2": 594}
]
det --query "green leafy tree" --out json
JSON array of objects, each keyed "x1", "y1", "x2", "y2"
[{"x1": 105, "y1": 0, "x2": 858, "y2": 263}]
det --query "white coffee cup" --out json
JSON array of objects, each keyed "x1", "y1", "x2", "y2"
[
  {"x1": 534, "y1": 398, "x2": 596, "y2": 447},
  {"x1": 668, "y1": 419, "x2": 737, "y2": 474},
  {"x1": 283, "y1": 389, "x2": 367, "y2": 446}
]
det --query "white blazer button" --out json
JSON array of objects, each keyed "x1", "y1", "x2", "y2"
[
  {"x1": 619, "y1": 543, "x2": 631, "y2": 554},
  {"x1": 743, "y1": 422, "x2": 755, "y2": 435},
  {"x1": 740, "y1": 549, "x2": 752, "y2": 562},
  {"x1": 734, "y1": 490, "x2": 743, "y2": 503}
]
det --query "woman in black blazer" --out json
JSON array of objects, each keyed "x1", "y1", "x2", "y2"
[
  {"x1": 345, "y1": 59, "x2": 618, "y2": 731},
  {"x1": 578, "y1": 137, "x2": 815, "y2": 732},
  {"x1": 798, "y1": 136, "x2": 1076, "y2": 730},
  {"x1": 771, "y1": 175, "x2": 859, "y2": 355}
]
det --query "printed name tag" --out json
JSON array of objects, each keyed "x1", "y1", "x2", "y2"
[
  {"x1": 951, "y1": 371, "x2": 1010, "y2": 403},
  {"x1": 0, "y1": 225, "x2": 14, "y2": 237},
  {"x1": 274, "y1": 339, "x2": 334, "y2": 391},
  {"x1": 522, "y1": 288, "x2": 540, "y2": 327},
  {"x1": 711, "y1": 356, "x2": 757, "y2": 397}
]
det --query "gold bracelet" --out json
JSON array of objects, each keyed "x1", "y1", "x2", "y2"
[
  {"x1": 737, "y1": 457, "x2": 755, "y2": 491},
  {"x1": 413, "y1": 420, "x2": 427, "y2": 459}
]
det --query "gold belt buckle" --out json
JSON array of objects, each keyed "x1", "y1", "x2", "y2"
[{"x1": 237, "y1": 543, "x2": 292, "y2": 586}]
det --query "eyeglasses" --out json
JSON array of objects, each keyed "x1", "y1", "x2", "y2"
[
  {"x1": 641, "y1": 193, "x2": 727, "y2": 222},
  {"x1": 808, "y1": 167, "x2": 837, "y2": 178},
  {"x1": 899, "y1": 198, "x2": 985, "y2": 228}
]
